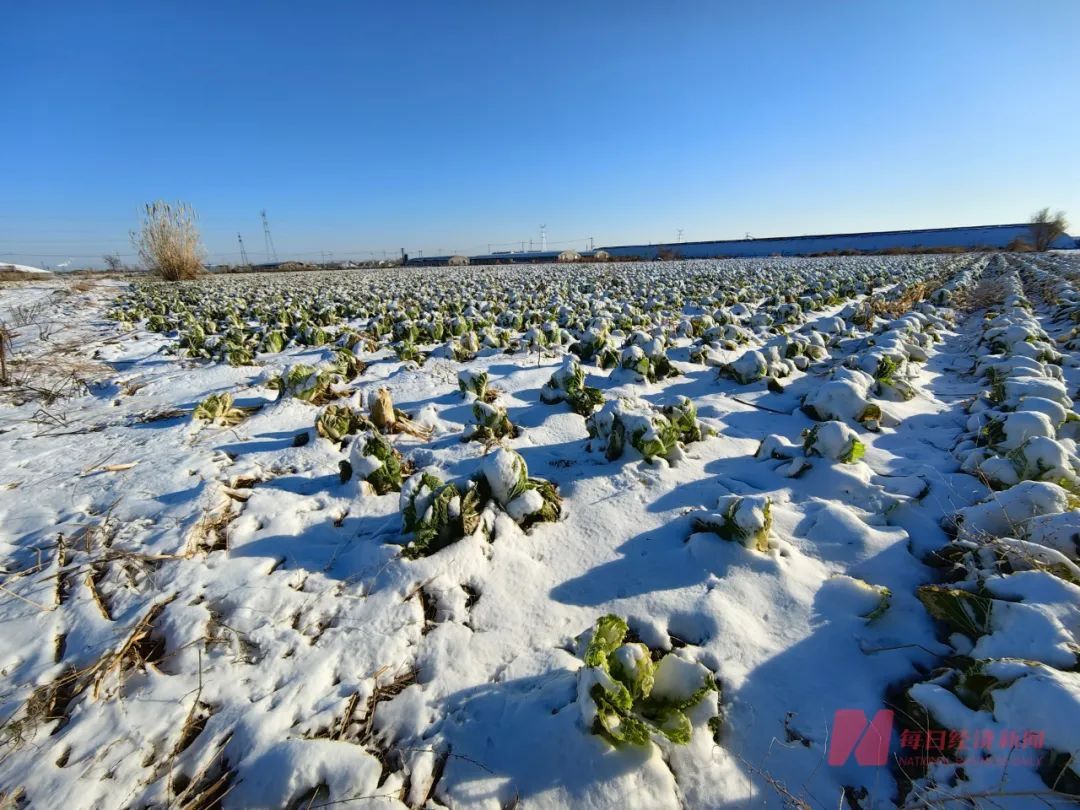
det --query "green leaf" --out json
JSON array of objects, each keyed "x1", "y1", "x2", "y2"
[
  {"x1": 608, "y1": 643, "x2": 655, "y2": 700},
  {"x1": 585, "y1": 615, "x2": 628, "y2": 668}
]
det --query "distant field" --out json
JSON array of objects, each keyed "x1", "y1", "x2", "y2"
[{"x1": 1, "y1": 254, "x2": 1079, "y2": 808}]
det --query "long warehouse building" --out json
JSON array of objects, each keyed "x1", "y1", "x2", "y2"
[{"x1": 406, "y1": 223, "x2": 1076, "y2": 266}]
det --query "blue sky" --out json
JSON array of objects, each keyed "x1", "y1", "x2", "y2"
[{"x1": 2, "y1": 1, "x2": 1078, "y2": 267}]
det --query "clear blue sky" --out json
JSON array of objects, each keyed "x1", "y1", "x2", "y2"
[{"x1": 2, "y1": 1, "x2": 1078, "y2": 267}]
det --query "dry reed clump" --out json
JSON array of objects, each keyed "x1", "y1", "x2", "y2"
[{"x1": 130, "y1": 201, "x2": 205, "y2": 281}]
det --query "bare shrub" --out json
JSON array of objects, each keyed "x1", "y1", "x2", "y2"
[
  {"x1": 102, "y1": 254, "x2": 123, "y2": 273},
  {"x1": 9, "y1": 302, "x2": 45, "y2": 328},
  {"x1": 1029, "y1": 207, "x2": 1069, "y2": 252},
  {"x1": 130, "y1": 201, "x2": 204, "y2": 281}
]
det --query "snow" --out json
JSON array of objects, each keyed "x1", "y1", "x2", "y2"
[
  {"x1": 1, "y1": 254, "x2": 1079, "y2": 808},
  {"x1": 481, "y1": 446, "x2": 525, "y2": 506},
  {"x1": 806, "y1": 420, "x2": 862, "y2": 462},
  {"x1": 950, "y1": 481, "x2": 1072, "y2": 541},
  {"x1": 506, "y1": 488, "x2": 545, "y2": 522}
]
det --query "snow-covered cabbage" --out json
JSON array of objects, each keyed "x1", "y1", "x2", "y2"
[
  {"x1": 801, "y1": 374, "x2": 882, "y2": 426},
  {"x1": 586, "y1": 397, "x2": 707, "y2": 462},
  {"x1": 465, "y1": 401, "x2": 517, "y2": 442},
  {"x1": 192, "y1": 392, "x2": 250, "y2": 427},
  {"x1": 540, "y1": 359, "x2": 604, "y2": 416},
  {"x1": 802, "y1": 420, "x2": 865, "y2": 463},
  {"x1": 345, "y1": 431, "x2": 404, "y2": 495},
  {"x1": 577, "y1": 614, "x2": 716, "y2": 747},
  {"x1": 315, "y1": 404, "x2": 372, "y2": 444},
  {"x1": 480, "y1": 448, "x2": 561, "y2": 528},
  {"x1": 693, "y1": 494, "x2": 772, "y2": 551},
  {"x1": 457, "y1": 369, "x2": 490, "y2": 401},
  {"x1": 946, "y1": 482, "x2": 1076, "y2": 543},
  {"x1": 269, "y1": 364, "x2": 344, "y2": 404},
  {"x1": 399, "y1": 472, "x2": 486, "y2": 559}
]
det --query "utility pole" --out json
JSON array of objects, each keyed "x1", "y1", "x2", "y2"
[
  {"x1": 261, "y1": 211, "x2": 278, "y2": 261},
  {"x1": 237, "y1": 233, "x2": 250, "y2": 267}
]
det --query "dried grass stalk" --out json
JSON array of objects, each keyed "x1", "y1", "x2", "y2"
[{"x1": 130, "y1": 201, "x2": 204, "y2": 281}]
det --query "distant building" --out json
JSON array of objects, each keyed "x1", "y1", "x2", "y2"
[
  {"x1": 404, "y1": 222, "x2": 1075, "y2": 268},
  {"x1": 599, "y1": 223, "x2": 1076, "y2": 260}
]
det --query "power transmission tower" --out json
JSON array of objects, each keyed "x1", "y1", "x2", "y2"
[
  {"x1": 677, "y1": 229, "x2": 684, "y2": 243},
  {"x1": 261, "y1": 210, "x2": 278, "y2": 262},
  {"x1": 237, "y1": 233, "x2": 250, "y2": 267},
  {"x1": 540, "y1": 225, "x2": 547, "y2": 252}
]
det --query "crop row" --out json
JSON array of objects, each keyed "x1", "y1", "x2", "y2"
[{"x1": 899, "y1": 257, "x2": 1080, "y2": 799}]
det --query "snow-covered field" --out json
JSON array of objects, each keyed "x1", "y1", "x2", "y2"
[{"x1": 1, "y1": 255, "x2": 1079, "y2": 808}]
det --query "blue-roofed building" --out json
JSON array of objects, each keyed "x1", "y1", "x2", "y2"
[{"x1": 404, "y1": 223, "x2": 1075, "y2": 266}]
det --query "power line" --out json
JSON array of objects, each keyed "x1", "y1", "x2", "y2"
[
  {"x1": 237, "y1": 233, "x2": 250, "y2": 267},
  {"x1": 261, "y1": 210, "x2": 278, "y2": 262}
]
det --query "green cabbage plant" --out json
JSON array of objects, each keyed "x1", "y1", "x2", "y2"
[
  {"x1": 693, "y1": 494, "x2": 772, "y2": 551},
  {"x1": 465, "y1": 402, "x2": 518, "y2": 442},
  {"x1": 399, "y1": 472, "x2": 487, "y2": 559},
  {"x1": 586, "y1": 398, "x2": 708, "y2": 462},
  {"x1": 315, "y1": 404, "x2": 373, "y2": 444},
  {"x1": 578, "y1": 614, "x2": 717, "y2": 747},
  {"x1": 347, "y1": 430, "x2": 405, "y2": 495},
  {"x1": 540, "y1": 360, "x2": 604, "y2": 416},
  {"x1": 192, "y1": 392, "x2": 252, "y2": 427},
  {"x1": 268, "y1": 364, "x2": 344, "y2": 404}
]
